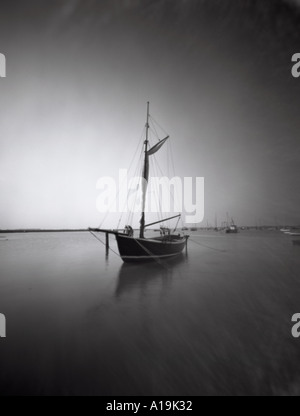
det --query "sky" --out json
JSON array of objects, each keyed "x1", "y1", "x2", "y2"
[{"x1": 0, "y1": 0, "x2": 300, "y2": 229}]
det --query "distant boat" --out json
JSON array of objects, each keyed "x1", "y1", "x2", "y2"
[
  {"x1": 225, "y1": 215, "x2": 238, "y2": 234},
  {"x1": 214, "y1": 213, "x2": 219, "y2": 231},
  {"x1": 286, "y1": 232, "x2": 300, "y2": 237},
  {"x1": 226, "y1": 225, "x2": 238, "y2": 234},
  {"x1": 90, "y1": 102, "x2": 189, "y2": 262}
]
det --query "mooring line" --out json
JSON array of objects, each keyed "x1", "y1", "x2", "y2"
[
  {"x1": 189, "y1": 237, "x2": 227, "y2": 253},
  {"x1": 89, "y1": 231, "x2": 121, "y2": 258},
  {"x1": 134, "y1": 238, "x2": 170, "y2": 270}
]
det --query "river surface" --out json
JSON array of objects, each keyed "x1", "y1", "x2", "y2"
[{"x1": 0, "y1": 230, "x2": 300, "y2": 396}]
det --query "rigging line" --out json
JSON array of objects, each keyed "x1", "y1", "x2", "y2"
[
  {"x1": 169, "y1": 141, "x2": 181, "y2": 214},
  {"x1": 134, "y1": 238, "x2": 170, "y2": 271},
  {"x1": 149, "y1": 117, "x2": 160, "y2": 141},
  {"x1": 153, "y1": 153, "x2": 177, "y2": 217},
  {"x1": 127, "y1": 163, "x2": 142, "y2": 227},
  {"x1": 148, "y1": 118, "x2": 182, "y2": 231},
  {"x1": 150, "y1": 155, "x2": 164, "y2": 224},
  {"x1": 120, "y1": 146, "x2": 144, "y2": 228},
  {"x1": 89, "y1": 231, "x2": 121, "y2": 258},
  {"x1": 154, "y1": 149, "x2": 180, "y2": 215},
  {"x1": 149, "y1": 156, "x2": 159, "y2": 221},
  {"x1": 129, "y1": 139, "x2": 147, "y2": 228},
  {"x1": 189, "y1": 237, "x2": 227, "y2": 253},
  {"x1": 126, "y1": 169, "x2": 139, "y2": 227},
  {"x1": 154, "y1": 132, "x2": 180, "y2": 205},
  {"x1": 167, "y1": 137, "x2": 170, "y2": 179},
  {"x1": 165, "y1": 137, "x2": 179, "y2": 204},
  {"x1": 173, "y1": 216, "x2": 181, "y2": 233},
  {"x1": 169, "y1": 137, "x2": 177, "y2": 181},
  {"x1": 98, "y1": 145, "x2": 142, "y2": 228},
  {"x1": 130, "y1": 156, "x2": 143, "y2": 225},
  {"x1": 99, "y1": 127, "x2": 145, "y2": 229},
  {"x1": 149, "y1": 114, "x2": 169, "y2": 137}
]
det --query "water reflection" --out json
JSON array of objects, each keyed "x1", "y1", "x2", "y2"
[{"x1": 115, "y1": 254, "x2": 187, "y2": 298}]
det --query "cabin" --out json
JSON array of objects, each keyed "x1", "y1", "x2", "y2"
[
  {"x1": 0, "y1": 313, "x2": 6, "y2": 338},
  {"x1": 0, "y1": 53, "x2": 6, "y2": 78}
]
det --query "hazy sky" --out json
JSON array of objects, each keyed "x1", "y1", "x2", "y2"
[{"x1": 0, "y1": 0, "x2": 300, "y2": 229}]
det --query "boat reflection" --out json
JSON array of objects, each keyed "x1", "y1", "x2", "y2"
[{"x1": 115, "y1": 254, "x2": 187, "y2": 298}]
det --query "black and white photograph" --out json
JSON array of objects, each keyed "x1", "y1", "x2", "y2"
[{"x1": 1, "y1": 0, "x2": 300, "y2": 398}]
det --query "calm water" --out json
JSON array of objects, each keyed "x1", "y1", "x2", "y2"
[{"x1": 0, "y1": 231, "x2": 300, "y2": 396}]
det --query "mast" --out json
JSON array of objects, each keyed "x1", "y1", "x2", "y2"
[{"x1": 140, "y1": 102, "x2": 150, "y2": 239}]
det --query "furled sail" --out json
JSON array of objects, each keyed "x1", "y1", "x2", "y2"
[{"x1": 147, "y1": 136, "x2": 169, "y2": 156}]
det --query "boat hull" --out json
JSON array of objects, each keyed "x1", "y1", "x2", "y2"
[
  {"x1": 226, "y1": 226, "x2": 238, "y2": 234},
  {"x1": 116, "y1": 234, "x2": 188, "y2": 263}
]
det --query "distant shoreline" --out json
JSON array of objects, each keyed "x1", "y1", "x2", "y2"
[
  {"x1": 0, "y1": 226, "x2": 299, "y2": 234},
  {"x1": 0, "y1": 229, "x2": 89, "y2": 234}
]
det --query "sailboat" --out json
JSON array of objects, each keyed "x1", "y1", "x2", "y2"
[
  {"x1": 90, "y1": 102, "x2": 189, "y2": 263},
  {"x1": 225, "y1": 213, "x2": 238, "y2": 234},
  {"x1": 214, "y1": 213, "x2": 219, "y2": 232}
]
